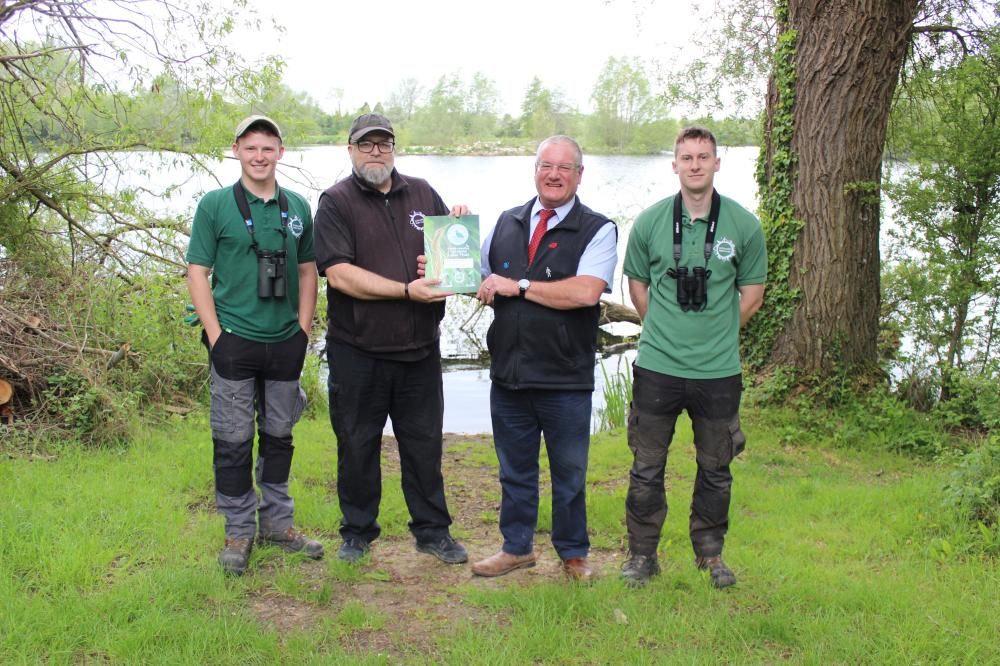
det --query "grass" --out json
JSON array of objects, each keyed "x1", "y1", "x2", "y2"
[{"x1": 1, "y1": 411, "x2": 998, "y2": 664}]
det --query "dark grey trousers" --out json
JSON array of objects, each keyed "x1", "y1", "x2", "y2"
[{"x1": 624, "y1": 366, "x2": 745, "y2": 558}]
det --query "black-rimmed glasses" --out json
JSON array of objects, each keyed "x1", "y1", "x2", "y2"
[{"x1": 354, "y1": 140, "x2": 395, "y2": 154}]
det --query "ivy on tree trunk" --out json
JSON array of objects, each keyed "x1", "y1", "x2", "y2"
[{"x1": 748, "y1": 0, "x2": 920, "y2": 377}]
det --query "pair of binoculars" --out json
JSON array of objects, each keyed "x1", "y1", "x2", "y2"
[
  {"x1": 665, "y1": 266, "x2": 711, "y2": 312},
  {"x1": 257, "y1": 249, "x2": 287, "y2": 299}
]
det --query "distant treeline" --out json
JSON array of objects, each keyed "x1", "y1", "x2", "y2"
[{"x1": 303, "y1": 60, "x2": 759, "y2": 153}]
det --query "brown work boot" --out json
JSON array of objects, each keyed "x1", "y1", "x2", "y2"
[
  {"x1": 258, "y1": 527, "x2": 324, "y2": 560},
  {"x1": 561, "y1": 557, "x2": 595, "y2": 582},
  {"x1": 471, "y1": 550, "x2": 537, "y2": 577},
  {"x1": 695, "y1": 555, "x2": 736, "y2": 588},
  {"x1": 219, "y1": 537, "x2": 252, "y2": 576}
]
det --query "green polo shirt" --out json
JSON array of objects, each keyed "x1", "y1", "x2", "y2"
[
  {"x1": 186, "y1": 183, "x2": 314, "y2": 343},
  {"x1": 623, "y1": 193, "x2": 767, "y2": 379}
]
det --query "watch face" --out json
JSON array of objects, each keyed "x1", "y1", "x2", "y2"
[{"x1": 518, "y1": 279, "x2": 530, "y2": 290}]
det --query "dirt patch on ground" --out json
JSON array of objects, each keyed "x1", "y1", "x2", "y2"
[{"x1": 245, "y1": 433, "x2": 626, "y2": 661}]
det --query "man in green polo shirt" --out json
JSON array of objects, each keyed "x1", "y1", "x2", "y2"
[
  {"x1": 186, "y1": 115, "x2": 322, "y2": 576},
  {"x1": 621, "y1": 126, "x2": 767, "y2": 588}
]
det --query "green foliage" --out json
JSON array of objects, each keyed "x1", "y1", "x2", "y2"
[
  {"x1": 518, "y1": 76, "x2": 581, "y2": 143},
  {"x1": 883, "y1": 30, "x2": 1000, "y2": 412},
  {"x1": 587, "y1": 57, "x2": 666, "y2": 152},
  {"x1": 299, "y1": 350, "x2": 328, "y2": 420},
  {"x1": 931, "y1": 367, "x2": 1000, "y2": 433},
  {"x1": 595, "y1": 359, "x2": 633, "y2": 431},
  {"x1": 685, "y1": 115, "x2": 760, "y2": 147},
  {"x1": 747, "y1": 376, "x2": 952, "y2": 459},
  {"x1": 89, "y1": 273, "x2": 209, "y2": 404},
  {"x1": 403, "y1": 71, "x2": 507, "y2": 147},
  {"x1": 943, "y1": 436, "x2": 1000, "y2": 555},
  {"x1": 0, "y1": 1, "x2": 287, "y2": 272},
  {"x1": 743, "y1": 9, "x2": 803, "y2": 372}
]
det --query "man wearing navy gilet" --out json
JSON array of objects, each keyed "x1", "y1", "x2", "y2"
[{"x1": 472, "y1": 135, "x2": 618, "y2": 581}]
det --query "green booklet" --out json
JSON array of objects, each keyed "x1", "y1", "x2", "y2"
[{"x1": 423, "y1": 215, "x2": 481, "y2": 293}]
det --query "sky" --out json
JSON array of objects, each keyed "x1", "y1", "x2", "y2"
[{"x1": 241, "y1": 0, "x2": 703, "y2": 116}]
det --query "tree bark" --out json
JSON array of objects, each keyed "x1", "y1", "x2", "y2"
[{"x1": 767, "y1": 0, "x2": 919, "y2": 373}]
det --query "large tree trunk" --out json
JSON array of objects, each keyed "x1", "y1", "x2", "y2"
[{"x1": 765, "y1": 0, "x2": 919, "y2": 373}]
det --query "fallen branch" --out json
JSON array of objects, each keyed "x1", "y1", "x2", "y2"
[{"x1": 600, "y1": 300, "x2": 640, "y2": 326}]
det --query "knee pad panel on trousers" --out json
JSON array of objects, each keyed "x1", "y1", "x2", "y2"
[
  {"x1": 626, "y1": 408, "x2": 677, "y2": 478},
  {"x1": 209, "y1": 367, "x2": 255, "y2": 442},
  {"x1": 258, "y1": 431, "x2": 294, "y2": 484},
  {"x1": 261, "y1": 380, "x2": 306, "y2": 438},
  {"x1": 213, "y1": 436, "x2": 254, "y2": 496},
  {"x1": 692, "y1": 413, "x2": 746, "y2": 470},
  {"x1": 215, "y1": 463, "x2": 253, "y2": 497}
]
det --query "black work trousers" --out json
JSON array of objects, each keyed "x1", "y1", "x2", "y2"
[
  {"x1": 624, "y1": 366, "x2": 746, "y2": 558},
  {"x1": 326, "y1": 339, "x2": 452, "y2": 543}
]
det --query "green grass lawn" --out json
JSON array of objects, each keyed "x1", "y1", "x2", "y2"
[{"x1": 1, "y1": 410, "x2": 997, "y2": 664}]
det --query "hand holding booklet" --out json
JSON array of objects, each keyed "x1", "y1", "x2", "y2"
[{"x1": 423, "y1": 215, "x2": 482, "y2": 293}]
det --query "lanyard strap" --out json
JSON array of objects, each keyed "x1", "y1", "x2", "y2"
[
  {"x1": 232, "y1": 180, "x2": 290, "y2": 254},
  {"x1": 672, "y1": 189, "x2": 721, "y2": 268}
]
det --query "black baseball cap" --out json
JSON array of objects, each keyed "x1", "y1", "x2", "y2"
[{"x1": 349, "y1": 113, "x2": 395, "y2": 143}]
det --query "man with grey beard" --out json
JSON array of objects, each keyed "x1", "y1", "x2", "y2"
[{"x1": 314, "y1": 113, "x2": 469, "y2": 565}]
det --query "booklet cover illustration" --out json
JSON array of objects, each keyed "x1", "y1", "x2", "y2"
[{"x1": 423, "y1": 215, "x2": 481, "y2": 293}]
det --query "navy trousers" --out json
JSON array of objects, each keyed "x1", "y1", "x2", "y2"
[{"x1": 490, "y1": 384, "x2": 592, "y2": 560}]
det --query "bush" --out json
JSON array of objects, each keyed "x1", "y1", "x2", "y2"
[
  {"x1": 943, "y1": 436, "x2": 1000, "y2": 555},
  {"x1": 1, "y1": 261, "x2": 204, "y2": 446},
  {"x1": 932, "y1": 370, "x2": 1000, "y2": 433},
  {"x1": 748, "y1": 379, "x2": 952, "y2": 458}
]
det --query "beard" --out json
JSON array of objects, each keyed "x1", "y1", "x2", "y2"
[{"x1": 356, "y1": 162, "x2": 392, "y2": 189}]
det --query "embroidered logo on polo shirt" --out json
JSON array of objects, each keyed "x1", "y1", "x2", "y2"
[
  {"x1": 714, "y1": 237, "x2": 736, "y2": 262},
  {"x1": 409, "y1": 211, "x2": 425, "y2": 231},
  {"x1": 288, "y1": 215, "x2": 304, "y2": 239}
]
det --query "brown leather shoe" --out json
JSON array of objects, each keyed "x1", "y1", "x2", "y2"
[
  {"x1": 471, "y1": 550, "x2": 537, "y2": 577},
  {"x1": 562, "y1": 557, "x2": 594, "y2": 582}
]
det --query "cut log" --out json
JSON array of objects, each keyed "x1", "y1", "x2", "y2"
[
  {"x1": 0, "y1": 378, "x2": 12, "y2": 405},
  {"x1": 106, "y1": 343, "x2": 131, "y2": 369}
]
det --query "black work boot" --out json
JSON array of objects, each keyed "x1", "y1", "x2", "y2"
[
  {"x1": 337, "y1": 538, "x2": 370, "y2": 563},
  {"x1": 415, "y1": 534, "x2": 468, "y2": 564},
  {"x1": 219, "y1": 537, "x2": 252, "y2": 576},
  {"x1": 695, "y1": 555, "x2": 736, "y2": 588},
  {"x1": 621, "y1": 553, "x2": 661, "y2": 587}
]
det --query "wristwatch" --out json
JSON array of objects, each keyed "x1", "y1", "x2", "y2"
[{"x1": 518, "y1": 278, "x2": 531, "y2": 298}]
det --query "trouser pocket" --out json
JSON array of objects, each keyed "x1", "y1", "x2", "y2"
[{"x1": 693, "y1": 413, "x2": 745, "y2": 470}]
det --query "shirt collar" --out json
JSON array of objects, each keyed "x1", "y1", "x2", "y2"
[{"x1": 531, "y1": 197, "x2": 576, "y2": 224}]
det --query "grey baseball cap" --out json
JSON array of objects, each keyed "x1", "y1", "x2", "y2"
[
  {"x1": 234, "y1": 115, "x2": 283, "y2": 143},
  {"x1": 349, "y1": 113, "x2": 395, "y2": 143}
]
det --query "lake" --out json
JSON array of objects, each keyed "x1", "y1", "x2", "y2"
[{"x1": 165, "y1": 145, "x2": 763, "y2": 433}]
